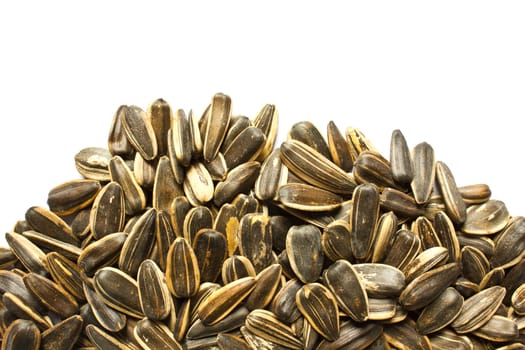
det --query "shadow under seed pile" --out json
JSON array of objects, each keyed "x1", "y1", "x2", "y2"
[{"x1": 1, "y1": 93, "x2": 524, "y2": 349}]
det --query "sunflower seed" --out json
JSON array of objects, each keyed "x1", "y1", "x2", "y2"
[
  {"x1": 5, "y1": 232, "x2": 48, "y2": 276},
  {"x1": 403, "y1": 246, "x2": 449, "y2": 283},
  {"x1": 512, "y1": 284, "x2": 525, "y2": 315},
  {"x1": 346, "y1": 127, "x2": 377, "y2": 162},
  {"x1": 254, "y1": 149, "x2": 285, "y2": 201},
  {"x1": 410, "y1": 142, "x2": 435, "y2": 204},
  {"x1": 245, "y1": 264, "x2": 282, "y2": 311},
  {"x1": 456, "y1": 231, "x2": 495, "y2": 258},
  {"x1": 78, "y1": 232, "x2": 126, "y2": 277},
  {"x1": 416, "y1": 287, "x2": 464, "y2": 334},
  {"x1": 238, "y1": 214, "x2": 273, "y2": 273},
  {"x1": 89, "y1": 182, "x2": 125, "y2": 240},
  {"x1": 147, "y1": 98, "x2": 172, "y2": 156},
  {"x1": 271, "y1": 278, "x2": 302, "y2": 324},
  {"x1": 428, "y1": 329, "x2": 474, "y2": 350},
  {"x1": 324, "y1": 259, "x2": 368, "y2": 322},
  {"x1": 399, "y1": 262, "x2": 461, "y2": 311},
  {"x1": 167, "y1": 128, "x2": 186, "y2": 184},
  {"x1": 121, "y1": 105, "x2": 158, "y2": 160},
  {"x1": 390, "y1": 129, "x2": 413, "y2": 185},
  {"x1": 22, "y1": 230, "x2": 82, "y2": 262},
  {"x1": 172, "y1": 108, "x2": 192, "y2": 167},
  {"x1": 434, "y1": 211, "x2": 461, "y2": 263},
  {"x1": 204, "y1": 93, "x2": 231, "y2": 162},
  {"x1": 47, "y1": 179, "x2": 101, "y2": 217},
  {"x1": 166, "y1": 237, "x2": 201, "y2": 298},
  {"x1": 245, "y1": 309, "x2": 302, "y2": 349},
  {"x1": 327, "y1": 120, "x2": 353, "y2": 172},
  {"x1": 321, "y1": 220, "x2": 353, "y2": 262},
  {"x1": 109, "y1": 155, "x2": 146, "y2": 215},
  {"x1": 2, "y1": 319, "x2": 41, "y2": 350},
  {"x1": 188, "y1": 306, "x2": 248, "y2": 340},
  {"x1": 25, "y1": 206, "x2": 78, "y2": 246},
  {"x1": 353, "y1": 263, "x2": 406, "y2": 298},
  {"x1": 383, "y1": 229, "x2": 421, "y2": 271},
  {"x1": 3, "y1": 292, "x2": 51, "y2": 331},
  {"x1": 351, "y1": 183, "x2": 380, "y2": 261},
  {"x1": 223, "y1": 126, "x2": 266, "y2": 169},
  {"x1": 221, "y1": 116, "x2": 251, "y2": 153},
  {"x1": 316, "y1": 322, "x2": 383, "y2": 350},
  {"x1": 296, "y1": 283, "x2": 339, "y2": 342},
  {"x1": 380, "y1": 187, "x2": 425, "y2": 219},
  {"x1": 222, "y1": 255, "x2": 256, "y2": 285},
  {"x1": 183, "y1": 206, "x2": 213, "y2": 245},
  {"x1": 472, "y1": 315, "x2": 519, "y2": 343},
  {"x1": 204, "y1": 152, "x2": 228, "y2": 181},
  {"x1": 213, "y1": 161, "x2": 261, "y2": 207},
  {"x1": 354, "y1": 151, "x2": 399, "y2": 190},
  {"x1": 40, "y1": 315, "x2": 83, "y2": 350},
  {"x1": 459, "y1": 183, "x2": 492, "y2": 205},
  {"x1": 280, "y1": 140, "x2": 356, "y2": 194},
  {"x1": 133, "y1": 318, "x2": 183, "y2": 350},
  {"x1": 24, "y1": 272, "x2": 79, "y2": 318},
  {"x1": 480, "y1": 267, "x2": 505, "y2": 290},
  {"x1": 412, "y1": 215, "x2": 441, "y2": 250},
  {"x1": 367, "y1": 297, "x2": 397, "y2": 320},
  {"x1": 452, "y1": 285, "x2": 506, "y2": 333},
  {"x1": 83, "y1": 282, "x2": 126, "y2": 333},
  {"x1": 193, "y1": 229, "x2": 227, "y2": 282},
  {"x1": 384, "y1": 320, "x2": 432, "y2": 350},
  {"x1": 75, "y1": 147, "x2": 112, "y2": 181},
  {"x1": 435, "y1": 161, "x2": 467, "y2": 224},
  {"x1": 85, "y1": 324, "x2": 133, "y2": 350},
  {"x1": 289, "y1": 121, "x2": 331, "y2": 159},
  {"x1": 462, "y1": 246, "x2": 490, "y2": 284},
  {"x1": 286, "y1": 224, "x2": 324, "y2": 284},
  {"x1": 0, "y1": 247, "x2": 17, "y2": 269},
  {"x1": 152, "y1": 155, "x2": 183, "y2": 211},
  {"x1": 197, "y1": 276, "x2": 256, "y2": 326},
  {"x1": 108, "y1": 105, "x2": 134, "y2": 157},
  {"x1": 492, "y1": 216, "x2": 525, "y2": 269},
  {"x1": 278, "y1": 183, "x2": 343, "y2": 212},
  {"x1": 217, "y1": 333, "x2": 251, "y2": 350},
  {"x1": 251, "y1": 104, "x2": 278, "y2": 162},
  {"x1": 170, "y1": 196, "x2": 191, "y2": 238}
]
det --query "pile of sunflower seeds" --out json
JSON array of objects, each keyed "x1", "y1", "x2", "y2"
[{"x1": 1, "y1": 92, "x2": 524, "y2": 350}]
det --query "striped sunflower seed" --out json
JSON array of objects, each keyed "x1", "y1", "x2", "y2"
[
  {"x1": 222, "y1": 255, "x2": 256, "y2": 285},
  {"x1": 25, "y1": 206, "x2": 78, "y2": 246},
  {"x1": 2, "y1": 319, "x2": 41, "y2": 350},
  {"x1": 203, "y1": 93, "x2": 231, "y2": 162},
  {"x1": 89, "y1": 181, "x2": 125, "y2": 240},
  {"x1": 346, "y1": 127, "x2": 377, "y2": 162},
  {"x1": 410, "y1": 141, "x2": 435, "y2": 204},
  {"x1": 327, "y1": 120, "x2": 353, "y2": 172},
  {"x1": 245, "y1": 264, "x2": 282, "y2": 311},
  {"x1": 109, "y1": 155, "x2": 146, "y2": 215},
  {"x1": 435, "y1": 161, "x2": 467, "y2": 224},
  {"x1": 245, "y1": 309, "x2": 302, "y2": 350},
  {"x1": 278, "y1": 183, "x2": 343, "y2": 212},
  {"x1": 47, "y1": 179, "x2": 101, "y2": 216},
  {"x1": 390, "y1": 129, "x2": 413, "y2": 185},
  {"x1": 416, "y1": 286, "x2": 464, "y2": 334},
  {"x1": 316, "y1": 322, "x2": 383, "y2": 350},
  {"x1": 288, "y1": 121, "x2": 331, "y2": 160},
  {"x1": 121, "y1": 105, "x2": 158, "y2": 160},
  {"x1": 40, "y1": 315, "x2": 83, "y2": 350},
  {"x1": 321, "y1": 220, "x2": 353, "y2": 262},
  {"x1": 171, "y1": 108, "x2": 192, "y2": 167},
  {"x1": 153, "y1": 156, "x2": 183, "y2": 211},
  {"x1": 491, "y1": 216, "x2": 525, "y2": 269},
  {"x1": 137, "y1": 259, "x2": 171, "y2": 321},
  {"x1": 133, "y1": 318, "x2": 183, "y2": 350},
  {"x1": 353, "y1": 150, "x2": 399, "y2": 190},
  {"x1": 223, "y1": 126, "x2": 266, "y2": 169},
  {"x1": 74, "y1": 147, "x2": 112, "y2": 181},
  {"x1": 238, "y1": 214, "x2": 273, "y2": 273},
  {"x1": 253, "y1": 104, "x2": 279, "y2": 162},
  {"x1": 5, "y1": 232, "x2": 48, "y2": 276},
  {"x1": 213, "y1": 161, "x2": 261, "y2": 207},
  {"x1": 350, "y1": 183, "x2": 380, "y2": 261},
  {"x1": 147, "y1": 98, "x2": 171, "y2": 156},
  {"x1": 353, "y1": 263, "x2": 406, "y2": 298},
  {"x1": 296, "y1": 283, "x2": 339, "y2": 342},
  {"x1": 192, "y1": 229, "x2": 227, "y2": 282},
  {"x1": 166, "y1": 237, "x2": 201, "y2": 298},
  {"x1": 286, "y1": 224, "x2": 324, "y2": 284}
]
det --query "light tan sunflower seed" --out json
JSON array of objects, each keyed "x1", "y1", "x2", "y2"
[
  {"x1": 404, "y1": 246, "x2": 449, "y2": 283},
  {"x1": 75, "y1": 147, "x2": 112, "y2": 181},
  {"x1": 278, "y1": 183, "x2": 343, "y2": 212},
  {"x1": 296, "y1": 283, "x2": 339, "y2": 342},
  {"x1": 321, "y1": 220, "x2": 353, "y2": 262},
  {"x1": 23, "y1": 272, "x2": 78, "y2": 319},
  {"x1": 383, "y1": 229, "x2": 421, "y2": 271},
  {"x1": 316, "y1": 322, "x2": 383, "y2": 350},
  {"x1": 2, "y1": 319, "x2": 41, "y2": 350},
  {"x1": 183, "y1": 162, "x2": 214, "y2": 206},
  {"x1": 434, "y1": 211, "x2": 461, "y2": 263},
  {"x1": 5, "y1": 232, "x2": 48, "y2": 276},
  {"x1": 399, "y1": 262, "x2": 461, "y2": 311},
  {"x1": 109, "y1": 155, "x2": 146, "y2": 215},
  {"x1": 286, "y1": 225, "x2": 324, "y2": 284},
  {"x1": 78, "y1": 232, "x2": 126, "y2": 276},
  {"x1": 451, "y1": 285, "x2": 506, "y2": 333},
  {"x1": 47, "y1": 179, "x2": 101, "y2": 216},
  {"x1": 118, "y1": 208, "x2": 156, "y2": 277},
  {"x1": 152, "y1": 155, "x2": 183, "y2": 211},
  {"x1": 213, "y1": 161, "x2": 261, "y2": 207},
  {"x1": 197, "y1": 276, "x2": 256, "y2": 326},
  {"x1": 353, "y1": 263, "x2": 406, "y2": 298},
  {"x1": 253, "y1": 104, "x2": 279, "y2": 162},
  {"x1": 121, "y1": 105, "x2": 158, "y2": 160},
  {"x1": 193, "y1": 229, "x2": 227, "y2": 283},
  {"x1": 166, "y1": 237, "x2": 200, "y2": 299},
  {"x1": 390, "y1": 129, "x2": 413, "y2": 185},
  {"x1": 324, "y1": 259, "x2": 369, "y2": 322},
  {"x1": 436, "y1": 161, "x2": 467, "y2": 224},
  {"x1": 83, "y1": 282, "x2": 126, "y2": 333},
  {"x1": 183, "y1": 206, "x2": 213, "y2": 245},
  {"x1": 93, "y1": 267, "x2": 143, "y2": 318},
  {"x1": 492, "y1": 216, "x2": 525, "y2": 269},
  {"x1": 147, "y1": 98, "x2": 172, "y2": 156},
  {"x1": 245, "y1": 309, "x2": 303, "y2": 350},
  {"x1": 410, "y1": 142, "x2": 435, "y2": 204},
  {"x1": 289, "y1": 121, "x2": 331, "y2": 160},
  {"x1": 40, "y1": 315, "x2": 83, "y2": 350},
  {"x1": 280, "y1": 140, "x2": 356, "y2": 194},
  {"x1": 472, "y1": 315, "x2": 519, "y2": 343},
  {"x1": 134, "y1": 318, "x2": 183, "y2": 350},
  {"x1": 89, "y1": 181, "x2": 125, "y2": 240},
  {"x1": 204, "y1": 93, "x2": 231, "y2": 162},
  {"x1": 416, "y1": 287, "x2": 464, "y2": 334},
  {"x1": 351, "y1": 183, "x2": 380, "y2": 261},
  {"x1": 327, "y1": 120, "x2": 353, "y2": 172},
  {"x1": 25, "y1": 206, "x2": 78, "y2": 246},
  {"x1": 353, "y1": 151, "x2": 399, "y2": 190}
]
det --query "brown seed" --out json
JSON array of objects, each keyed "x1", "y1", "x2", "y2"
[
  {"x1": 384, "y1": 320, "x2": 432, "y2": 350},
  {"x1": 512, "y1": 284, "x2": 525, "y2": 315},
  {"x1": 271, "y1": 278, "x2": 302, "y2": 324},
  {"x1": 327, "y1": 120, "x2": 353, "y2": 172},
  {"x1": 380, "y1": 187, "x2": 426, "y2": 218},
  {"x1": 479, "y1": 267, "x2": 505, "y2": 290},
  {"x1": 371, "y1": 211, "x2": 398, "y2": 263},
  {"x1": 197, "y1": 276, "x2": 256, "y2": 326},
  {"x1": 134, "y1": 318, "x2": 183, "y2": 350},
  {"x1": 383, "y1": 229, "x2": 421, "y2": 271},
  {"x1": 353, "y1": 263, "x2": 406, "y2": 298},
  {"x1": 187, "y1": 306, "x2": 249, "y2": 340},
  {"x1": 404, "y1": 246, "x2": 449, "y2": 283},
  {"x1": 472, "y1": 315, "x2": 519, "y2": 342},
  {"x1": 137, "y1": 259, "x2": 171, "y2": 321},
  {"x1": 203, "y1": 93, "x2": 231, "y2": 162},
  {"x1": 245, "y1": 309, "x2": 303, "y2": 350},
  {"x1": 280, "y1": 140, "x2": 356, "y2": 195},
  {"x1": 75, "y1": 147, "x2": 112, "y2": 181},
  {"x1": 451, "y1": 285, "x2": 506, "y2": 333},
  {"x1": 83, "y1": 282, "x2": 126, "y2": 333},
  {"x1": 324, "y1": 259, "x2": 368, "y2": 322},
  {"x1": 152, "y1": 155, "x2": 183, "y2": 211},
  {"x1": 351, "y1": 183, "x2": 380, "y2": 261},
  {"x1": 223, "y1": 126, "x2": 266, "y2": 169},
  {"x1": 367, "y1": 297, "x2": 397, "y2": 321},
  {"x1": 109, "y1": 155, "x2": 146, "y2": 215},
  {"x1": 316, "y1": 322, "x2": 383, "y2": 350},
  {"x1": 40, "y1": 315, "x2": 83, "y2": 350},
  {"x1": 192, "y1": 228, "x2": 227, "y2": 282},
  {"x1": 412, "y1": 216, "x2": 441, "y2": 250},
  {"x1": 85, "y1": 324, "x2": 132, "y2": 350},
  {"x1": 222, "y1": 255, "x2": 256, "y2": 285},
  {"x1": 2, "y1": 319, "x2": 41, "y2": 350},
  {"x1": 353, "y1": 151, "x2": 399, "y2": 190},
  {"x1": 93, "y1": 267, "x2": 143, "y2": 318},
  {"x1": 238, "y1": 214, "x2": 273, "y2": 273},
  {"x1": 147, "y1": 98, "x2": 172, "y2": 156},
  {"x1": 213, "y1": 161, "x2": 261, "y2": 207},
  {"x1": 89, "y1": 181, "x2": 125, "y2": 240},
  {"x1": 278, "y1": 183, "x2": 343, "y2": 212},
  {"x1": 204, "y1": 152, "x2": 228, "y2": 181},
  {"x1": 5, "y1": 231, "x2": 48, "y2": 276},
  {"x1": 213, "y1": 203, "x2": 239, "y2": 256},
  {"x1": 47, "y1": 179, "x2": 101, "y2": 216},
  {"x1": 399, "y1": 263, "x2": 461, "y2": 311},
  {"x1": 245, "y1": 264, "x2": 283, "y2": 311},
  {"x1": 492, "y1": 216, "x2": 525, "y2": 269},
  {"x1": 286, "y1": 225, "x2": 324, "y2": 284},
  {"x1": 428, "y1": 329, "x2": 474, "y2": 350},
  {"x1": 321, "y1": 220, "x2": 353, "y2": 262},
  {"x1": 169, "y1": 196, "x2": 191, "y2": 238},
  {"x1": 289, "y1": 121, "x2": 331, "y2": 159},
  {"x1": 296, "y1": 283, "x2": 339, "y2": 342},
  {"x1": 410, "y1": 142, "x2": 435, "y2": 204},
  {"x1": 3, "y1": 292, "x2": 52, "y2": 331},
  {"x1": 108, "y1": 105, "x2": 134, "y2": 157},
  {"x1": 434, "y1": 211, "x2": 460, "y2": 263},
  {"x1": 221, "y1": 115, "x2": 251, "y2": 154},
  {"x1": 166, "y1": 237, "x2": 201, "y2": 298},
  {"x1": 46, "y1": 252, "x2": 84, "y2": 302},
  {"x1": 416, "y1": 287, "x2": 464, "y2": 334},
  {"x1": 254, "y1": 149, "x2": 284, "y2": 201},
  {"x1": 121, "y1": 105, "x2": 158, "y2": 160},
  {"x1": 24, "y1": 272, "x2": 79, "y2": 318},
  {"x1": 390, "y1": 129, "x2": 413, "y2": 184},
  {"x1": 459, "y1": 183, "x2": 492, "y2": 205},
  {"x1": 25, "y1": 206, "x2": 78, "y2": 246},
  {"x1": 461, "y1": 245, "x2": 490, "y2": 284},
  {"x1": 155, "y1": 210, "x2": 176, "y2": 271},
  {"x1": 253, "y1": 104, "x2": 279, "y2": 162},
  {"x1": 217, "y1": 333, "x2": 251, "y2": 350},
  {"x1": 171, "y1": 108, "x2": 192, "y2": 167},
  {"x1": 463, "y1": 200, "x2": 510, "y2": 235},
  {"x1": 435, "y1": 161, "x2": 467, "y2": 224},
  {"x1": 22, "y1": 230, "x2": 81, "y2": 262},
  {"x1": 78, "y1": 232, "x2": 126, "y2": 276},
  {"x1": 346, "y1": 127, "x2": 378, "y2": 162},
  {"x1": 118, "y1": 208, "x2": 157, "y2": 277},
  {"x1": 183, "y1": 206, "x2": 213, "y2": 245}
]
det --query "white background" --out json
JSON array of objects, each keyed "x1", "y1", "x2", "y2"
[{"x1": 0, "y1": 1, "x2": 524, "y2": 246}]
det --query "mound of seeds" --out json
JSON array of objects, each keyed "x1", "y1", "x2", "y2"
[{"x1": 1, "y1": 93, "x2": 524, "y2": 350}]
